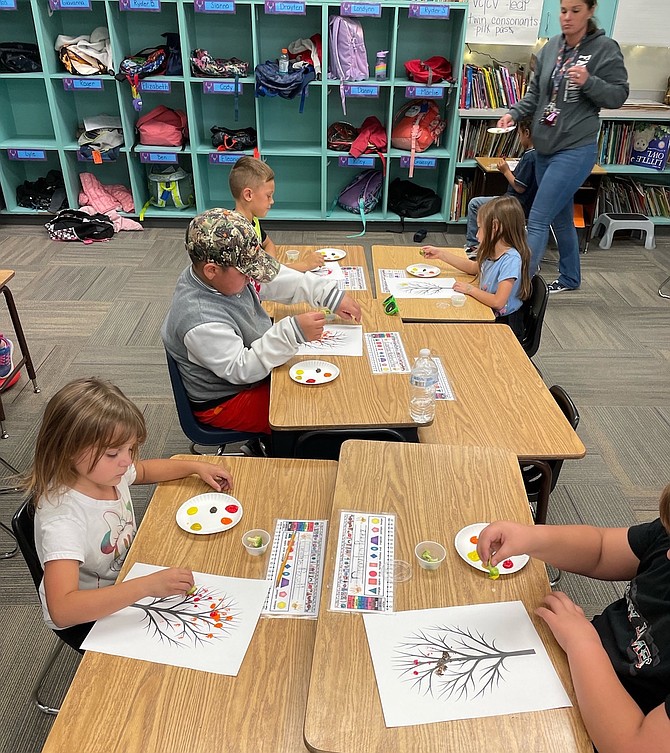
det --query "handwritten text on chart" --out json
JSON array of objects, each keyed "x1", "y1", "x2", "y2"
[{"x1": 468, "y1": 0, "x2": 541, "y2": 44}]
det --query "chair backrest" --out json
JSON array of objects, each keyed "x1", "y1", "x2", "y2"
[
  {"x1": 293, "y1": 429, "x2": 408, "y2": 460},
  {"x1": 547, "y1": 384, "x2": 580, "y2": 492},
  {"x1": 520, "y1": 275, "x2": 549, "y2": 358},
  {"x1": 11, "y1": 498, "x2": 43, "y2": 592}
]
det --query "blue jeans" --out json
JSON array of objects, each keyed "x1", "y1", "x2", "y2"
[
  {"x1": 465, "y1": 195, "x2": 496, "y2": 247},
  {"x1": 528, "y1": 143, "x2": 597, "y2": 289}
]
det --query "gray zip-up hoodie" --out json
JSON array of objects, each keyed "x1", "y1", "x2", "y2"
[{"x1": 510, "y1": 29, "x2": 629, "y2": 155}]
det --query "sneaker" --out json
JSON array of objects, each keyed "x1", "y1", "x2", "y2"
[
  {"x1": 547, "y1": 280, "x2": 577, "y2": 294},
  {"x1": 465, "y1": 245, "x2": 478, "y2": 260},
  {"x1": 240, "y1": 438, "x2": 269, "y2": 457},
  {"x1": 0, "y1": 334, "x2": 13, "y2": 379}
]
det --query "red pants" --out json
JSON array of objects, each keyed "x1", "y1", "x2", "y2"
[{"x1": 194, "y1": 382, "x2": 271, "y2": 434}]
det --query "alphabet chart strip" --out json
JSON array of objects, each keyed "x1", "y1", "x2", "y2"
[
  {"x1": 330, "y1": 511, "x2": 395, "y2": 613},
  {"x1": 338, "y1": 266, "x2": 368, "y2": 291},
  {"x1": 378, "y1": 268, "x2": 407, "y2": 294},
  {"x1": 264, "y1": 519, "x2": 328, "y2": 619},
  {"x1": 365, "y1": 332, "x2": 411, "y2": 374},
  {"x1": 433, "y1": 357, "x2": 455, "y2": 400}
]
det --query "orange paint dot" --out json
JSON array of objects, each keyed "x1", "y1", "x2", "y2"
[
  {"x1": 207, "y1": 633, "x2": 213, "y2": 639},
  {"x1": 469, "y1": 536, "x2": 479, "y2": 544},
  {"x1": 210, "y1": 603, "x2": 216, "y2": 609},
  {"x1": 214, "y1": 622, "x2": 223, "y2": 628},
  {"x1": 221, "y1": 517, "x2": 233, "y2": 525},
  {"x1": 225, "y1": 615, "x2": 233, "y2": 621}
]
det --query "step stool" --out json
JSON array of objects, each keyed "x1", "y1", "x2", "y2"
[{"x1": 591, "y1": 213, "x2": 656, "y2": 250}]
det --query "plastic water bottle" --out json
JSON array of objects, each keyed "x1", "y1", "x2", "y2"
[
  {"x1": 279, "y1": 48, "x2": 290, "y2": 76},
  {"x1": 375, "y1": 50, "x2": 388, "y2": 81},
  {"x1": 409, "y1": 348, "x2": 438, "y2": 423}
]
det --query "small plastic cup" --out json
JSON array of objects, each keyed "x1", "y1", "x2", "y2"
[
  {"x1": 386, "y1": 559, "x2": 412, "y2": 583},
  {"x1": 286, "y1": 250, "x2": 300, "y2": 263},
  {"x1": 242, "y1": 529, "x2": 270, "y2": 556},
  {"x1": 415, "y1": 541, "x2": 446, "y2": 571},
  {"x1": 452, "y1": 292, "x2": 466, "y2": 307}
]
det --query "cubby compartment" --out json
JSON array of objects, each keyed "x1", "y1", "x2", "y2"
[
  {"x1": 61, "y1": 148, "x2": 135, "y2": 212},
  {"x1": 0, "y1": 148, "x2": 64, "y2": 213},
  {"x1": 195, "y1": 152, "x2": 239, "y2": 211},
  {"x1": 258, "y1": 94, "x2": 322, "y2": 154},
  {"x1": 189, "y1": 80, "x2": 255, "y2": 152},
  {"x1": 387, "y1": 157, "x2": 449, "y2": 222},
  {"x1": 0, "y1": 78, "x2": 56, "y2": 147},
  {"x1": 0, "y1": 0, "x2": 42, "y2": 71},
  {"x1": 123, "y1": 81, "x2": 189, "y2": 151},
  {"x1": 326, "y1": 81, "x2": 392, "y2": 137},
  {"x1": 130, "y1": 152, "x2": 197, "y2": 218},
  {"x1": 51, "y1": 78, "x2": 123, "y2": 149},
  {"x1": 253, "y1": 3, "x2": 322, "y2": 67},
  {"x1": 326, "y1": 159, "x2": 385, "y2": 222},
  {"x1": 180, "y1": 1, "x2": 254, "y2": 68},
  {"x1": 264, "y1": 155, "x2": 321, "y2": 218}
]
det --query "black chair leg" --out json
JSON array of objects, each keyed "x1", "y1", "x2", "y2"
[{"x1": 0, "y1": 520, "x2": 17, "y2": 559}]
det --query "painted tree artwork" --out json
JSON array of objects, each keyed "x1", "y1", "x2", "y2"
[
  {"x1": 297, "y1": 325, "x2": 363, "y2": 356},
  {"x1": 387, "y1": 278, "x2": 456, "y2": 299},
  {"x1": 363, "y1": 601, "x2": 571, "y2": 728},
  {"x1": 82, "y1": 563, "x2": 271, "y2": 676}
]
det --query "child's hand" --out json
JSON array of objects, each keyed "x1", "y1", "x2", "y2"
[
  {"x1": 289, "y1": 252, "x2": 325, "y2": 273},
  {"x1": 535, "y1": 592, "x2": 601, "y2": 654},
  {"x1": 496, "y1": 157, "x2": 510, "y2": 175},
  {"x1": 296, "y1": 311, "x2": 326, "y2": 341},
  {"x1": 144, "y1": 567, "x2": 194, "y2": 598},
  {"x1": 335, "y1": 294, "x2": 362, "y2": 323},
  {"x1": 421, "y1": 245, "x2": 442, "y2": 260},
  {"x1": 477, "y1": 521, "x2": 532, "y2": 567},
  {"x1": 195, "y1": 462, "x2": 234, "y2": 492},
  {"x1": 453, "y1": 281, "x2": 473, "y2": 296}
]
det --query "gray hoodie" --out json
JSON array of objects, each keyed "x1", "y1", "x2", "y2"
[{"x1": 510, "y1": 29, "x2": 629, "y2": 155}]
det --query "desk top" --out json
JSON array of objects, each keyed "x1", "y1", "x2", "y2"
[
  {"x1": 371, "y1": 245, "x2": 495, "y2": 323},
  {"x1": 403, "y1": 323, "x2": 586, "y2": 460},
  {"x1": 475, "y1": 157, "x2": 606, "y2": 175},
  {"x1": 41, "y1": 455, "x2": 338, "y2": 753},
  {"x1": 0, "y1": 269, "x2": 15, "y2": 288},
  {"x1": 304, "y1": 440, "x2": 591, "y2": 753}
]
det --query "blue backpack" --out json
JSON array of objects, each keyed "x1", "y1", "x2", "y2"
[
  {"x1": 254, "y1": 60, "x2": 315, "y2": 113},
  {"x1": 336, "y1": 169, "x2": 383, "y2": 236}
]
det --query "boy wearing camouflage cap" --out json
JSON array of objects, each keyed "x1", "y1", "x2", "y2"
[{"x1": 161, "y1": 209, "x2": 361, "y2": 439}]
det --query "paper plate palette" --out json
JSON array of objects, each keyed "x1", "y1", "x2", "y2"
[
  {"x1": 487, "y1": 125, "x2": 516, "y2": 134},
  {"x1": 454, "y1": 523, "x2": 529, "y2": 575},
  {"x1": 289, "y1": 360, "x2": 340, "y2": 385},
  {"x1": 406, "y1": 263, "x2": 441, "y2": 278},
  {"x1": 176, "y1": 493, "x2": 243, "y2": 535},
  {"x1": 317, "y1": 247, "x2": 347, "y2": 261}
]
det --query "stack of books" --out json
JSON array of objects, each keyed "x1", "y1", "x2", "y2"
[
  {"x1": 459, "y1": 64, "x2": 528, "y2": 110},
  {"x1": 597, "y1": 121, "x2": 635, "y2": 164},
  {"x1": 600, "y1": 176, "x2": 670, "y2": 218},
  {"x1": 457, "y1": 120, "x2": 524, "y2": 161},
  {"x1": 450, "y1": 175, "x2": 473, "y2": 221}
]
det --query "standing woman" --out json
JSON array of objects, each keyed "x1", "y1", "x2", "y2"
[{"x1": 497, "y1": 0, "x2": 629, "y2": 292}]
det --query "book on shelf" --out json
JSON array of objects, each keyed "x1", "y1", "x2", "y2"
[
  {"x1": 629, "y1": 123, "x2": 670, "y2": 171},
  {"x1": 460, "y1": 63, "x2": 528, "y2": 110},
  {"x1": 457, "y1": 119, "x2": 524, "y2": 161},
  {"x1": 450, "y1": 175, "x2": 473, "y2": 221},
  {"x1": 600, "y1": 176, "x2": 670, "y2": 218}
]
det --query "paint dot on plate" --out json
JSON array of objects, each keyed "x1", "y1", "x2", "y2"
[
  {"x1": 221, "y1": 517, "x2": 233, "y2": 525},
  {"x1": 225, "y1": 504, "x2": 238, "y2": 513},
  {"x1": 306, "y1": 378, "x2": 316, "y2": 383},
  {"x1": 187, "y1": 506, "x2": 198, "y2": 515},
  {"x1": 209, "y1": 506, "x2": 217, "y2": 514},
  {"x1": 190, "y1": 523, "x2": 202, "y2": 531},
  {"x1": 467, "y1": 550, "x2": 480, "y2": 562},
  {"x1": 469, "y1": 535, "x2": 479, "y2": 544},
  {"x1": 315, "y1": 368, "x2": 321, "y2": 373},
  {"x1": 323, "y1": 372, "x2": 332, "y2": 377},
  {"x1": 502, "y1": 559, "x2": 514, "y2": 569},
  {"x1": 295, "y1": 375, "x2": 303, "y2": 380},
  {"x1": 295, "y1": 369, "x2": 304, "y2": 375}
]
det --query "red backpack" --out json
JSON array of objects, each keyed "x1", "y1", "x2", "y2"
[
  {"x1": 136, "y1": 106, "x2": 188, "y2": 148},
  {"x1": 391, "y1": 99, "x2": 446, "y2": 177},
  {"x1": 404, "y1": 56, "x2": 452, "y2": 85}
]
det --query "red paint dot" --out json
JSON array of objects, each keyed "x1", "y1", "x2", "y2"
[
  {"x1": 414, "y1": 659, "x2": 419, "y2": 665},
  {"x1": 225, "y1": 504, "x2": 238, "y2": 514},
  {"x1": 413, "y1": 671, "x2": 419, "y2": 675},
  {"x1": 306, "y1": 378, "x2": 316, "y2": 383},
  {"x1": 502, "y1": 559, "x2": 514, "y2": 569}
]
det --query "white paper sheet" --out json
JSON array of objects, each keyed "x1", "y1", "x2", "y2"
[
  {"x1": 378, "y1": 268, "x2": 407, "y2": 295},
  {"x1": 82, "y1": 563, "x2": 271, "y2": 676},
  {"x1": 387, "y1": 278, "x2": 456, "y2": 299},
  {"x1": 309, "y1": 262, "x2": 345, "y2": 281},
  {"x1": 363, "y1": 601, "x2": 571, "y2": 728},
  {"x1": 297, "y1": 324, "x2": 363, "y2": 356}
]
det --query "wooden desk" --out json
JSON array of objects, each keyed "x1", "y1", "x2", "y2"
[
  {"x1": 475, "y1": 157, "x2": 606, "y2": 175},
  {"x1": 304, "y1": 440, "x2": 591, "y2": 753},
  {"x1": 41, "y1": 455, "x2": 337, "y2": 753},
  {"x1": 403, "y1": 323, "x2": 586, "y2": 460},
  {"x1": 371, "y1": 245, "x2": 495, "y2": 323}
]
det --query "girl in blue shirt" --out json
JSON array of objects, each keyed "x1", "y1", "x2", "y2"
[{"x1": 423, "y1": 195, "x2": 531, "y2": 338}]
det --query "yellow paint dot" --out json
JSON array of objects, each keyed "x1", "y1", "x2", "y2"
[
  {"x1": 277, "y1": 601, "x2": 287, "y2": 609},
  {"x1": 187, "y1": 506, "x2": 198, "y2": 515},
  {"x1": 467, "y1": 550, "x2": 481, "y2": 562},
  {"x1": 190, "y1": 523, "x2": 202, "y2": 531},
  {"x1": 295, "y1": 369, "x2": 304, "y2": 375}
]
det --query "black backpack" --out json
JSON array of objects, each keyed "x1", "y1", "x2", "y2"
[
  {"x1": 45, "y1": 210, "x2": 115, "y2": 243},
  {"x1": 388, "y1": 178, "x2": 441, "y2": 220},
  {"x1": 0, "y1": 42, "x2": 42, "y2": 73}
]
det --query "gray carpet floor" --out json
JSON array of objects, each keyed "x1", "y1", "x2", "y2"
[{"x1": 0, "y1": 219, "x2": 668, "y2": 752}]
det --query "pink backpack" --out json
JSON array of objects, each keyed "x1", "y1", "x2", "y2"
[
  {"x1": 391, "y1": 99, "x2": 446, "y2": 177},
  {"x1": 136, "y1": 105, "x2": 188, "y2": 147}
]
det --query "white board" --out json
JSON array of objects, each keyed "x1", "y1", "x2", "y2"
[
  {"x1": 466, "y1": 0, "x2": 543, "y2": 46},
  {"x1": 613, "y1": 0, "x2": 669, "y2": 47}
]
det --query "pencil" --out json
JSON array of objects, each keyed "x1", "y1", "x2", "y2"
[{"x1": 275, "y1": 530, "x2": 297, "y2": 588}]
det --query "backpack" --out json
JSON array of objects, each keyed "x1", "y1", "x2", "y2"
[
  {"x1": 136, "y1": 106, "x2": 188, "y2": 148},
  {"x1": 328, "y1": 117, "x2": 387, "y2": 172},
  {"x1": 255, "y1": 61, "x2": 316, "y2": 113},
  {"x1": 328, "y1": 16, "x2": 368, "y2": 114},
  {"x1": 388, "y1": 177, "x2": 441, "y2": 225},
  {"x1": 55, "y1": 27, "x2": 113, "y2": 76},
  {"x1": 391, "y1": 99, "x2": 446, "y2": 177},
  {"x1": 16, "y1": 170, "x2": 67, "y2": 212},
  {"x1": 336, "y1": 169, "x2": 383, "y2": 236},
  {"x1": 77, "y1": 118, "x2": 124, "y2": 162},
  {"x1": 190, "y1": 49, "x2": 249, "y2": 79},
  {"x1": 116, "y1": 34, "x2": 181, "y2": 111},
  {"x1": 404, "y1": 56, "x2": 452, "y2": 85},
  {"x1": 140, "y1": 165, "x2": 194, "y2": 220},
  {"x1": 0, "y1": 42, "x2": 42, "y2": 73},
  {"x1": 211, "y1": 126, "x2": 257, "y2": 151},
  {"x1": 45, "y1": 209, "x2": 114, "y2": 243},
  {"x1": 327, "y1": 122, "x2": 359, "y2": 151}
]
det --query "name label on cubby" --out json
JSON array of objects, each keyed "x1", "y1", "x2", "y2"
[
  {"x1": 119, "y1": 0, "x2": 161, "y2": 11},
  {"x1": 7, "y1": 149, "x2": 47, "y2": 161},
  {"x1": 140, "y1": 81, "x2": 171, "y2": 93},
  {"x1": 400, "y1": 155, "x2": 437, "y2": 169},
  {"x1": 49, "y1": 0, "x2": 92, "y2": 9},
  {"x1": 340, "y1": 2, "x2": 381, "y2": 18},
  {"x1": 194, "y1": 0, "x2": 235, "y2": 12},
  {"x1": 139, "y1": 152, "x2": 179, "y2": 164},
  {"x1": 408, "y1": 3, "x2": 449, "y2": 19},
  {"x1": 405, "y1": 85, "x2": 444, "y2": 99},
  {"x1": 0, "y1": 0, "x2": 18, "y2": 10},
  {"x1": 209, "y1": 152, "x2": 244, "y2": 164},
  {"x1": 339, "y1": 156, "x2": 375, "y2": 168},
  {"x1": 203, "y1": 81, "x2": 243, "y2": 95},
  {"x1": 264, "y1": 1, "x2": 305, "y2": 15},
  {"x1": 343, "y1": 84, "x2": 379, "y2": 98},
  {"x1": 63, "y1": 78, "x2": 104, "y2": 91}
]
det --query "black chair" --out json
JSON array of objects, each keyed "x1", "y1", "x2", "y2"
[
  {"x1": 165, "y1": 350, "x2": 263, "y2": 455},
  {"x1": 519, "y1": 275, "x2": 549, "y2": 358},
  {"x1": 293, "y1": 429, "x2": 409, "y2": 461},
  {"x1": 0, "y1": 455, "x2": 21, "y2": 558},
  {"x1": 11, "y1": 500, "x2": 86, "y2": 714}
]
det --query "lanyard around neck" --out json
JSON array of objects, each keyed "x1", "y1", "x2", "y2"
[{"x1": 549, "y1": 36, "x2": 585, "y2": 103}]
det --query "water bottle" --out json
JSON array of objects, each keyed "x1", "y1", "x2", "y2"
[
  {"x1": 279, "y1": 48, "x2": 290, "y2": 76},
  {"x1": 409, "y1": 348, "x2": 438, "y2": 423},
  {"x1": 375, "y1": 50, "x2": 388, "y2": 81}
]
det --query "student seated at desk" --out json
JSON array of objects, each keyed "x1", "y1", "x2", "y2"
[
  {"x1": 30, "y1": 377, "x2": 233, "y2": 646},
  {"x1": 465, "y1": 118, "x2": 537, "y2": 259},
  {"x1": 477, "y1": 482, "x2": 670, "y2": 753},
  {"x1": 423, "y1": 195, "x2": 530, "y2": 338},
  {"x1": 161, "y1": 209, "x2": 362, "y2": 447}
]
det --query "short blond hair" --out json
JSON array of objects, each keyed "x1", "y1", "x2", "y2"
[
  {"x1": 26, "y1": 378, "x2": 147, "y2": 505},
  {"x1": 229, "y1": 156, "x2": 274, "y2": 199},
  {"x1": 660, "y1": 483, "x2": 670, "y2": 534}
]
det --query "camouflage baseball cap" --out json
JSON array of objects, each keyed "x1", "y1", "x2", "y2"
[{"x1": 185, "y1": 208, "x2": 280, "y2": 283}]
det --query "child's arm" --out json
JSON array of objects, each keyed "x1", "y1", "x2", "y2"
[
  {"x1": 537, "y1": 591, "x2": 670, "y2": 753},
  {"x1": 453, "y1": 278, "x2": 514, "y2": 310},
  {"x1": 421, "y1": 245, "x2": 478, "y2": 275},
  {"x1": 286, "y1": 251, "x2": 325, "y2": 273},
  {"x1": 496, "y1": 158, "x2": 525, "y2": 194},
  {"x1": 134, "y1": 459, "x2": 233, "y2": 492},
  {"x1": 43, "y1": 559, "x2": 193, "y2": 628},
  {"x1": 262, "y1": 234, "x2": 278, "y2": 257}
]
